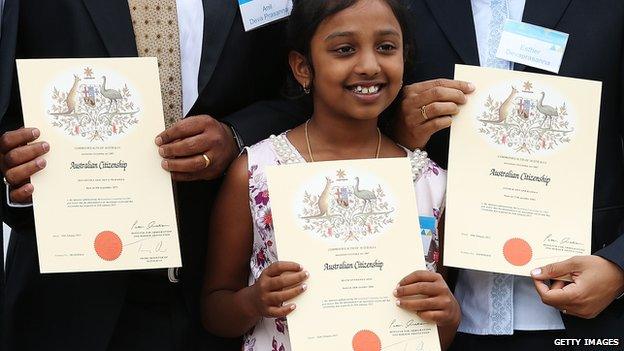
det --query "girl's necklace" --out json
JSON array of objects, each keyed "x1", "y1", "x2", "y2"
[{"x1": 304, "y1": 120, "x2": 382, "y2": 162}]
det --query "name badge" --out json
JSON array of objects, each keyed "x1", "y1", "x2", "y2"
[
  {"x1": 496, "y1": 19, "x2": 569, "y2": 73},
  {"x1": 238, "y1": 0, "x2": 292, "y2": 32}
]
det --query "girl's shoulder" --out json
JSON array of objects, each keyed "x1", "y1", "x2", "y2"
[
  {"x1": 247, "y1": 132, "x2": 305, "y2": 166},
  {"x1": 402, "y1": 147, "x2": 447, "y2": 182},
  {"x1": 246, "y1": 135, "x2": 279, "y2": 155}
]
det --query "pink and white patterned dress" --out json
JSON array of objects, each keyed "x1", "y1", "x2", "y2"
[{"x1": 243, "y1": 133, "x2": 446, "y2": 351}]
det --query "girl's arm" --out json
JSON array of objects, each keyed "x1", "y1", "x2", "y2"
[{"x1": 201, "y1": 154, "x2": 307, "y2": 337}]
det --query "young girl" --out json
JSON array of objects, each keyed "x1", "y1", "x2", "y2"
[{"x1": 201, "y1": 0, "x2": 460, "y2": 349}]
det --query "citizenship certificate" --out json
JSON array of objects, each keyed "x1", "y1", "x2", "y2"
[
  {"x1": 16, "y1": 58, "x2": 181, "y2": 273},
  {"x1": 267, "y1": 158, "x2": 440, "y2": 351},
  {"x1": 445, "y1": 64, "x2": 601, "y2": 276}
]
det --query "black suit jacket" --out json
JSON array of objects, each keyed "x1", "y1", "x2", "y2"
[
  {"x1": 406, "y1": 0, "x2": 624, "y2": 338},
  {"x1": 0, "y1": 1, "x2": 307, "y2": 350}
]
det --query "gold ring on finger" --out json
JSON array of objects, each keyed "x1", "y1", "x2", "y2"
[
  {"x1": 202, "y1": 154, "x2": 211, "y2": 169},
  {"x1": 420, "y1": 105, "x2": 429, "y2": 120}
]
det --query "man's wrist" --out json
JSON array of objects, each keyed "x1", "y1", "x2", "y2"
[{"x1": 223, "y1": 121, "x2": 244, "y2": 152}]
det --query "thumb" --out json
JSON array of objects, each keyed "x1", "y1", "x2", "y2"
[{"x1": 531, "y1": 258, "x2": 577, "y2": 280}]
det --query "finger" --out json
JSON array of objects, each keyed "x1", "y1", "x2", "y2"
[
  {"x1": 156, "y1": 117, "x2": 209, "y2": 146},
  {"x1": 267, "y1": 270, "x2": 309, "y2": 291},
  {"x1": 4, "y1": 157, "x2": 46, "y2": 186},
  {"x1": 399, "y1": 271, "x2": 440, "y2": 286},
  {"x1": 420, "y1": 116, "x2": 453, "y2": 135},
  {"x1": 158, "y1": 134, "x2": 211, "y2": 158},
  {"x1": 264, "y1": 261, "x2": 303, "y2": 277},
  {"x1": 414, "y1": 86, "x2": 468, "y2": 107},
  {"x1": 0, "y1": 128, "x2": 40, "y2": 154},
  {"x1": 273, "y1": 283, "x2": 308, "y2": 303},
  {"x1": 551, "y1": 280, "x2": 567, "y2": 290},
  {"x1": 9, "y1": 183, "x2": 34, "y2": 203},
  {"x1": 533, "y1": 278, "x2": 551, "y2": 296},
  {"x1": 170, "y1": 171, "x2": 204, "y2": 182},
  {"x1": 265, "y1": 303, "x2": 297, "y2": 318},
  {"x1": 162, "y1": 155, "x2": 209, "y2": 173},
  {"x1": 395, "y1": 282, "x2": 444, "y2": 297},
  {"x1": 534, "y1": 282, "x2": 573, "y2": 308},
  {"x1": 532, "y1": 278, "x2": 567, "y2": 296},
  {"x1": 531, "y1": 257, "x2": 579, "y2": 280},
  {"x1": 422, "y1": 102, "x2": 460, "y2": 120},
  {"x1": 397, "y1": 296, "x2": 448, "y2": 311},
  {"x1": 405, "y1": 79, "x2": 475, "y2": 95},
  {"x1": 3, "y1": 142, "x2": 50, "y2": 169},
  {"x1": 416, "y1": 310, "x2": 450, "y2": 324}
]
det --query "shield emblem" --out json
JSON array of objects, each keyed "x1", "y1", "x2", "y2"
[
  {"x1": 334, "y1": 186, "x2": 350, "y2": 208},
  {"x1": 517, "y1": 98, "x2": 533, "y2": 119},
  {"x1": 81, "y1": 84, "x2": 98, "y2": 107}
]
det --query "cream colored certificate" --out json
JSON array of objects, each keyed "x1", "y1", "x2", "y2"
[
  {"x1": 16, "y1": 58, "x2": 181, "y2": 273},
  {"x1": 267, "y1": 158, "x2": 440, "y2": 351},
  {"x1": 445, "y1": 64, "x2": 601, "y2": 276}
]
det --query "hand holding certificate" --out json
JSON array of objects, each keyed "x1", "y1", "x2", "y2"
[
  {"x1": 267, "y1": 158, "x2": 441, "y2": 351},
  {"x1": 15, "y1": 58, "x2": 181, "y2": 273},
  {"x1": 444, "y1": 64, "x2": 601, "y2": 276}
]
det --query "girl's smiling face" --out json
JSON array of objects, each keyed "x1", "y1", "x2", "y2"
[{"x1": 292, "y1": 0, "x2": 405, "y2": 122}]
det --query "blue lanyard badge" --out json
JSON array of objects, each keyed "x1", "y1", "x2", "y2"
[
  {"x1": 496, "y1": 19, "x2": 569, "y2": 73},
  {"x1": 238, "y1": 0, "x2": 292, "y2": 32}
]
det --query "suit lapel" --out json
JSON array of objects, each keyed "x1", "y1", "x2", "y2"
[
  {"x1": 522, "y1": 0, "x2": 572, "y2": 30},
  {"x1": 82, "y1": 0, "x2": 138, "y2": 57},
  {"x1": 514, "y1": 0, "x2": 572, "y2": 71},
  {"x1": 423, "y1": 0, "x2": 480, "y2": 65},
  {"x1": 197, "y1": 0, "x2": 237, "y2": 93},
  {"x1": 0, "y1": 0, "x2": 19, "y2": 120}
]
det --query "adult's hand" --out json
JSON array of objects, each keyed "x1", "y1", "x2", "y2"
[
  {"x1": 0, "y1": 128, "x2": 49, "y2": 204},
  {"x1": 531, "y1": 255, "x2": 624, "y2": 319},
  {"x1": 396, "y1": 79, "x2": 475, "y2": 150},
  {"x1": 156, "y1": 115, "x2": 239, "y2": 181}
]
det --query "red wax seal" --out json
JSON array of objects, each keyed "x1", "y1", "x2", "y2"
[
  {"x1": 352, "y1": 330, "x2": 381, "y2": 351},
  {"x1": 503, "y1": 238, "x2": 532, "y2": 266},
  {"x1": 94, "y1": 231, "x2": 122, "y2": 261}
]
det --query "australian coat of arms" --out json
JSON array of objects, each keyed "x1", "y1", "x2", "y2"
[
  {"x1": 477, "y1": 81, "x2": 573, "y2": 153},
  {"x1": 299, "y1": 169, "x2": 395, "y2": 242},
  {"x1": 47, "y1": 67, "x2": 140, "y2": 141}
]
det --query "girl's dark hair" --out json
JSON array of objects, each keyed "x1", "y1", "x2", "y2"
[{"x1": 287, "y1": 0, "x2": 414, "y2": 75}]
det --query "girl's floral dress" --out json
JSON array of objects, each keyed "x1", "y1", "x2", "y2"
[{"x1": 243, "y1": 133, "x2": 446, "y2": 351}]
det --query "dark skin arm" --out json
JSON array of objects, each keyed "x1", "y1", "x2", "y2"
[
  {"x1": 156, "y1": 115, "x2": 239, "y2": 181},
  {"x1": 201, "y1": 154, "x2": 308, "y2": 337}
]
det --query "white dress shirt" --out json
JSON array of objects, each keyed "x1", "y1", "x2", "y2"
[
  {"x1": 455, "y1": 0, "x2": 565, "y2": 335},
  {"x1": 176, "y1": 0, "x2": 204, "y2": 116}
]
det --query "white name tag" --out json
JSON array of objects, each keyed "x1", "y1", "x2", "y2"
[
  {"x1": 238, "y1": 0, "x2": 292, "y2": 32},
  {"x1": 496, "y1": 19, "x2": 569, "y2": 73}
]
